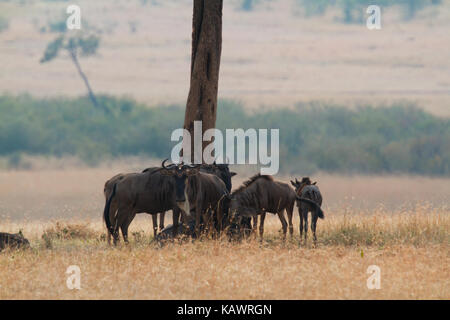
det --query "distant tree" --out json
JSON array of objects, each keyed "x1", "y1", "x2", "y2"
[
  {"x1": 296, "y1": 0, "x2": 442, "y2": 22},
  {"x1": 40, "y1": 20, "x2": 102, "y2": 109}
]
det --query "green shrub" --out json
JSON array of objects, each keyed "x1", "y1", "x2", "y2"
[
  {"x1": 0, "y1": 94, "x2": 449, "y2": 175},
  {"x1": 0, "y1": 15, "x2": 9, "y2": 33}
]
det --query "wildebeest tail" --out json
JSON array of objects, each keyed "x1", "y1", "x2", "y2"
[
  {"x1": 103, "y1": 183, "x2": 117, "y2": 234},
  {"x1": 296, "y1": 197, "x2": 325, "y2": 219}
]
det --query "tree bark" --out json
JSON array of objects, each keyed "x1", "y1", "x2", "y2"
[{"x1": 183, "y1": 0, "x2": 223, "y2": 163}]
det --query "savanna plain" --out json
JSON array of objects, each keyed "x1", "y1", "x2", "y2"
[
  {"x1": 0, "y1": 0, "x2": 449, "y2": 301},
  {"x1": 0, "y1": 162, "x2": 448, "y2": 299}
]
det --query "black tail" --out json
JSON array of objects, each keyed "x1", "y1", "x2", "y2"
[
  {"x1": 296, "y1": 197, "x2": 325, "y2": 219},
  {"x1": 103, "y1": 184, "x2": 117, "y2": 235}
]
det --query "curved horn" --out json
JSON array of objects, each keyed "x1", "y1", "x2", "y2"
[{"x1": 162, "y1": 159, "x2": 170, "y2": 169}]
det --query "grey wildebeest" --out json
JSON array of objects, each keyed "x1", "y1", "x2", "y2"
[
  {"x1": 103, "y1": 165, "x2": 182, "y2": 245},
  {"x1": 228, "y1": 174, "x2": 296, "y2": 240},
  {"x1": 0, "y1": 231, "x2": 30, "y2": 252},
  {"x1": 159, "y1": 160, "x2": 230, "y2": 238},
  {"x1": 291, "y1": 177, "x2": 325, "y2": 242}
]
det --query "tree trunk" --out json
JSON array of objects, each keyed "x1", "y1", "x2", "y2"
[
  {"x1": 69, "y1": 49, "x2": 99, "y2": 109},
  {"x1": 183, "y1": 0, "x2": 223, "y2": 163}
]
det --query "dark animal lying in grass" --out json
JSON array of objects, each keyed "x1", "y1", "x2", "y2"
[
  {"x1": 291, "y1": 177, "x2": 325, "y2": 242},
  {"x1": 155, "y1": 220, "x2": 196, "y2": 242},
  {"x1": 0, "y1": 231, "x2": 30, "y2": 252}
]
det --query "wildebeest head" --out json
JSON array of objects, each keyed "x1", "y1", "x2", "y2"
[
  {"x1": 159, "y1": 159, "x2": 200, "y2": 207},
  {"x1": 290, "y1": 177, "x2": 316, "y2": 194},
  {"x1": 201, "y1": 161, "x2": 236, "y2": 192}
]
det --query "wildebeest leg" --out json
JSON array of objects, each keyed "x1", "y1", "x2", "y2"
[
  {"x1": 113, "y1": 207, "x2": 129, "y2": 245},
  {"x1": 202, "y1": 209, "x2": 212, "y2": 237},
  {"x1": 159, "y1": 212, "x2": 165, "y2": 231},
  {"x1": 110, "y1": 207, "x2": 120, "y2": 246},
  {"x1": 259, "y1": 212, "x2": 266, "y2": 241},
  {"x1": 299, "y1": 206, "x2": 304, "y2": 240},
  {"x1": 195, "y1": 206, "x2": 202, "y2": 238},
  {"x1": 216, "y1": 204, "x2": 223, "y2": 235},
  {"x1": 121, "y1": 212, "x2": 136, "y2": 244},
  {"x1": 172, "y1": 208, "x2": 180, "y2": 238},
  {"x1": 287, "y1": 203, "x2": 294, "y2": 238},
  {"x1": 312, "y1": 214, "x2": 319, "y2": 243},
  {"x1": 303, "y1": 210, "x2": 309, "y2": 242},
  {"x1": 107, "y1": 199, "x2": 119, "y2": 245},
  {"x1": 151, "y1": 214, "x2": 158, "y2": 238},
  {"x1": 252, "y1": 215, "x2": 258, "y2": 236},
  {"x1": 277, "y1": 210, "x2": 288, "y2": 240}
]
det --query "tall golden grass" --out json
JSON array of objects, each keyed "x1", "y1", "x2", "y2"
[
  {"x1": 0, "y1": 167, "x2": 448, "y2": 299},
  {"x1": 0, "y1": 207, "x2": 448, "y2": 300}
]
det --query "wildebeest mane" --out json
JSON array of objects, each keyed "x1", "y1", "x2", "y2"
[{"x1": 232, "y1": 174, "x2": 273, "y2": 195}]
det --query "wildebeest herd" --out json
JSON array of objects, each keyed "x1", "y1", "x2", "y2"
[
  {"x1": 0, "y1": 160, "x2": 324, "y2": 252},
  {"x1": 103, "y1": 160, "x2": 325, "y2": 245}
]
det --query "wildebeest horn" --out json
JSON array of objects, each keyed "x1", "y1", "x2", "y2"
[
  {"x1": 295, "y1": 178, "x2": 299, "y2": 184},
  {"x1": 162, "y1": 159, "x2": 170, "y2": 169}
]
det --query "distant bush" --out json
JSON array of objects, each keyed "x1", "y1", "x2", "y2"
[
  {"x1": 0, "y1": 94, "x2": 449, "y2": 175},
  {"x1": 0, "y1": 15, "x2": 9, "y2": 33},
  {"x1": 297, "y1": 0, "x2": 330, "y2": 17},
  {"x1": 297, "y1": 0, "x2": 443, "y2": 22}
]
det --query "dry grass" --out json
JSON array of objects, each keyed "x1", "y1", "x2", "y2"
[
  {"x1": 0, "y1": 166, "x2": 448, "y2": 299},
  {"x1": 0, "y1": 208, "x2": 448, "y2": 300}
]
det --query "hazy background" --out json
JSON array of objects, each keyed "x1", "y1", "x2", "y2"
[
  {"x1": 1, "y1": 0, "x2": 449, "y2": 113},
  {"x1": 0, "y1": 0, "x2": 449, "y2": 221},
  {"x1": 0, "y1": 0, "x2": 449, "y2": 175}
]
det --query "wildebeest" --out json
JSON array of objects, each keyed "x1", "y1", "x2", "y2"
[
  {"x1": 228, "y1": 174, "x2": 296, "y2": 240},
  {"x1": 201, "y1": 162, "x2": 236, "y2": 193},
  {"x1": 155, "y1": 161, "x2": 253, "y2": 240},
  {"x1": 0, "y1": 231, "x2": 30, "y2": 252},
  {"x1": 103, "y1": 165, "x2": 181, "y2": 245},
  {"x1": 291, "y1": 177, "x2": 325, "y2": 242},
  {"x1": 156, "y1": 218, "x2": 196, "y2": 242},
  {"x1": 104, "y1": 169, "x2": 166, "y2": 238},
  {"x1": 159, "y1": 160, "x2": 230, "y2": 237}
]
